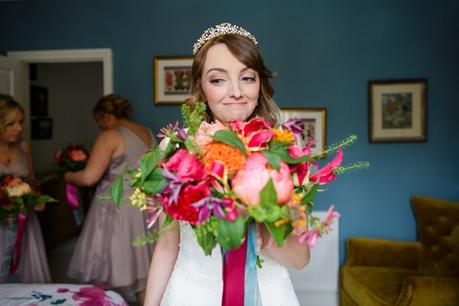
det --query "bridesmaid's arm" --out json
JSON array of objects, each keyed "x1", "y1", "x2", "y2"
[
  {"x1": 64, "y1": 129, "x2": 122, "y2": 186},
  {"x1": 258, "y1": 224, "x2": 310, "y2": 269},
  {"x1": 144, "y1": 214, "x2": 180, "y2": 306}
]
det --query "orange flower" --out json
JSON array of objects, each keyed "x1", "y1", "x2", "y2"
[
  {"x1": 272, "y1": 128, "x2": 295, "y2": 143},
  {"x1": 203, "y1": 142, "x2": 246, "y2": 177}
]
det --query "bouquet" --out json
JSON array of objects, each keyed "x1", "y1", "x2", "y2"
[
  {"x1": 0, "y1": 174, "x2": 55, "y2": 224},
  {"x1": 54, "y1": 144, "x2": 90, "y2": 225},
  {"x1": 55, "y1": 144, "x2": 89, "y2": 173},
  {"x1": 0, "y1": 174, "x2": 56, "y2": 276},
  {"x1": 111, "y1": 102, "x2": 368, "y2": 255}
]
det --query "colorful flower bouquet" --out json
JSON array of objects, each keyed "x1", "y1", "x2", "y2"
[
  {"x1": 0, "y1": 175, "x2": 56, "y2": 224},
  {"x1": 111, "y1": 102, "x2": 368, "y2": 255},
  {"x1": 55, "y1": 144, "x2": 90, "y2": 173}
]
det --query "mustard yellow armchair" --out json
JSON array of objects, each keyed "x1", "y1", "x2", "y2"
[{"x1": 340, "y1": 195, "x2": 459, "y2": 306}]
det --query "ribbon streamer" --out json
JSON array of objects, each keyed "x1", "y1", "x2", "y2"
[
  {"x1": 222, "y1": 232, "x2": 248, "y2": 306},
  {"x1": 9, "y1": 213, "x2": 26, "y2": 274}
]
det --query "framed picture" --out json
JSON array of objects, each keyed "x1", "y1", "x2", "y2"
[
  {"x1": 30, "y1": 85, "x2": 48, "y2": 117},
  {"x1": 31, "y1": 118, "x2": 53, "y2": 140},
  {"x1": 281, "y1": 108, "x2": 327, "y2": 155},
  {"x1": 154, "y1": 56, "x2": 193, "y2": 104},
  {"x1": 368, "y1": 79, "x2": 427, "y2": 143}
]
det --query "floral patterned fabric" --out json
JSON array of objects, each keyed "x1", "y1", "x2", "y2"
[{"x1": 0, "y1": 284, "x2": 128, "y2": 305}]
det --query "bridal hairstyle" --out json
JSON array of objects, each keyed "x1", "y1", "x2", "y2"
[
  {"x1": 0, "y1": 93, "x2": 24, "y2": 134},
  {"x1": 92, "y1": 93, "x2": 132, "y2": 122},
  {"x1": 186, "y1": 24, "x2": 280, "y2": 124}
]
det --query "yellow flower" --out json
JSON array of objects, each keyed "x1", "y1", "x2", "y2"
[
  {"x1": 130, "y1": 188, "x2": 147, "y2": 210},
  {"x1": 272, "y1": 128, "x2": 294, "y2": 143}
]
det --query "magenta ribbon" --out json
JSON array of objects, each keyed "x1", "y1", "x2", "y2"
[
  {"x1": 222, "y1": 235, "x2": 248, "y2": 306},
  {"x1": 9, "y1": 213, "x2": 26, "y2": 275},
  {"x1": 65, "y1": 183, "x2": 79, "y2": 209}
]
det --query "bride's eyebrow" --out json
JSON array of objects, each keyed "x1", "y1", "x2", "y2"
[{"x1": 206, "y1": 68, "x2": 227, "y2": 75}]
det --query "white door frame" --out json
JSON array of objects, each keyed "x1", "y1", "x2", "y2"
[{"x1": 7, "y1": 48, "x2": 113, "y2": 94}]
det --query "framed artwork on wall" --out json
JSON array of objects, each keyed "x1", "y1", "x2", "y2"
[
  {"x1": 154, "y1": 56, "x2": 193, "y2": 104},
  {"x1": 281, "y1": 108, "x2": 327, "y2": 156},
  {"x1": 31, "y1": 118, "x2": 53, "y2": 140},
  {"x1": 30, "y1": 85, "x2": 48, "y2": 117},
  {"x1": 368, "y1": 79, "x2": 427, "y2": 143}
]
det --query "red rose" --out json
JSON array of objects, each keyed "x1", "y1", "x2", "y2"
[{"x1": 164, "y1": 182, "x2": 210, "y2": 224}]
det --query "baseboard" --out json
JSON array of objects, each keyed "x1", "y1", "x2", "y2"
[{"x1": 296, "y1": 290, "x2": 338, "y2": 306}]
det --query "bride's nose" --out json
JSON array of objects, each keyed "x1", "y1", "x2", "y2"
[{"x1": 228, "y1": 80, "x2": 242, "y2": 99}]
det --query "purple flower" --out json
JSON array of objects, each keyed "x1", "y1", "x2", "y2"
[{"x1": 282, "y1": 118, "x2": 305, "y2": 135}]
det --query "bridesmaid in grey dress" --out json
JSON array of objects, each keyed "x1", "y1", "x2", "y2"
[
  {"x1": 65, "y1": 94, "x2": 154, "y2": 305},
  {"x1": 0, "y1": 94, "x2": 51, "y2": 283}
]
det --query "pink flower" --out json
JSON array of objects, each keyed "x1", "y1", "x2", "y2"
[
  {"x1": 242, "y1": 117, "x2": 273, "y2": 137},
  {"x1": 163, "y1": 149, "x2": 205, "y2": 182},
  {"x1": 323, "y1": 205, "x2": 340, "y2": 227},
  {"x1": 5, "y1": 177, "x2": 32, "y2": 197},
  {"x1": 232, "y1": 152, "x2": 293, "y2": 205},
  {"x1": 69, "y1": 149, "x2": 88, "y2": 161},
  {"x1": 310, "y1": 149, "x2": 343, "y2": 184},
  {"x1": 194, "y1": 120, "x2": 227, "y2": 148},
  {"x1": 298, "y1": 229, "x2": 321, "y2": 247},
  {"x1": 247, "y1": 130, "x2": 276, "y2": 148}
]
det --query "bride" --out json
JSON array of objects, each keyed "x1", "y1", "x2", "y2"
[{"x1": 144, "y1": 23, "x2": 310, "y2": 306}]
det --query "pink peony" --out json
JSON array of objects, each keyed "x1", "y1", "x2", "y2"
[
  {"x1": 163, "y1": 149, "x2": 206, "y2": 182},
  {"x1": 5, "y1": 177, "x2": 32, "y2": 197},
  {"x1": 69, "y1": 149, "x2": 88, "y2": 161},
  {"x1": 194, "y1": 120, "x2": 227, "y2": 148},
  {"x1": 232, "y1": 152, "x2": 293, "y2": 205}
]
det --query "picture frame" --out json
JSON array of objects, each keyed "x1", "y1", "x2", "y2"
[
  {"x1": 368, "y1": 79, "x2": 427, "y2": 143},
  {"x1": 30, "y1": 85, "x2": 48, "y2": 117},
  {"x1": 154, "y1": 56, "x2": 193, "y2": 104},
  {"x1": 31, "y1": 118, "x2": 53, "y2": 140},
  {"x1": 281, "y1": 108, "x2": 327, "y2": 155}
]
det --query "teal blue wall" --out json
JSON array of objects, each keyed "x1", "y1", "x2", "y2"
[{"x1": 2, "y1": 0, "x2": 458, "y2": 263}]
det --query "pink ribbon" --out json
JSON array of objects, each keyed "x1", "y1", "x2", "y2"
[
  {"x1": 65, "y1": 183, "x2": 79, "y2": 209},
  {"x1": 222, "y1": 235, "x2": 248, "y2": 306},
  {"x1": 10, "y1": 213, "x2": 26, "y2": 274}
]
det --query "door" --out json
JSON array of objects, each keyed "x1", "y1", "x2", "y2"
[{"x1": 0, "y1": 55, "x2": 30, "y2": 137}]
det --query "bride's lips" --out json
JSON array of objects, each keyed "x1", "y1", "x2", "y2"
[{"x1": 222, "y1": 102, "x2": 247, "y2": 106}]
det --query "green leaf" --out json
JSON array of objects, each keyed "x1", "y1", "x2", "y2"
[
  {"x1": 262, "y1": 151, "x2": 281, "y2": 171},
  {"x1": 217, "y1": 216, "x2": 247, "y2": 251},
  {"x1": 269, "y1": 141, "x2": 312, "y2": 164},
  {"x1": 37, "y1": 195, "x2": 57, "y2": 203},
  {"x1": 109, "y1": 173, "x2": 125, "y2": 207},
  {"x1": 265, "y1": 221, "x2": 293, "y2": 246},
  {"x1": 194, "y1": 218, "x2": 218, "y2": 256},
  {"x1": 163, "y1": 214, "x2": 174, "y2": 228},
  {"x1": 213, "y1": 130, "x2": 247, "y2": 155},
  {"x1": 139, "y1": 146, "x2": 163, "y2": 183},
  {"x1": 259, "y1": 179, "x2": 278, "y2": 208},
  {"x1": 143, "y1": 168, "x2": 168, "y2": 194}
]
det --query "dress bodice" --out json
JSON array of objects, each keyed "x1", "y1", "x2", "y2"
[{"x1": 0, "y1": 146, "x2": 28, "y2": 176}]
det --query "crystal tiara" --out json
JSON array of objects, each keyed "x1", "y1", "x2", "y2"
[{"x1": 192, "y1": 22, "x2": 258, "y2": 55}]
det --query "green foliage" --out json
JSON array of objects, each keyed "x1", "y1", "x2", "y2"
[
  {"x1": 216, "y1": 216, "x2": 247, "y2": 251},
  {"x1": 212, "y1": 130, "x2": 247, "y2": 155},
  {"x1": 181, "y1": 101, "x2": 206, "y2": 135},
  {"x1": 143, "y1": 168, "x2": 168, "y2": 194},
  {"x1": 268, "y1": 141, "x2": 312, "y2": 164},
  {"x1": 194, "y1": 217, "x2": 219, "y2": 255},
  {"x1": 109, "y1": 173, "x2": 125, "y2": 207}
]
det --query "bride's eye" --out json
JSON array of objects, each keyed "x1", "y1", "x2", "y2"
[
  {"x1": 241, "y1": 75, "x2": 256, "y2": 83},
  {"x1": 210, "y1": 78, "x2": 225, "y2": 85}
]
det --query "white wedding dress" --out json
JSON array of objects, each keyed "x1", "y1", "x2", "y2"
[{"x1": 160, "y1": 223, "x2": 300, "y2": 306}]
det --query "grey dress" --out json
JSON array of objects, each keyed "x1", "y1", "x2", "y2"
[
  {"x1": 0, "y1": 145, "x2": 52, "y2": 283},
  {"x1": 67, "y1": 126, "x2": 155, "y2": 296}
]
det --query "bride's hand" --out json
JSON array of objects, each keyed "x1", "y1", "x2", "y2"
[{"x1": 256, "y1": 223, "x2": 275, "y2": 253}]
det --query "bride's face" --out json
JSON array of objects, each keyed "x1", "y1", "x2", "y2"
[{"x1": 201, "y1": 43, "x2": 260, "y2": 123}]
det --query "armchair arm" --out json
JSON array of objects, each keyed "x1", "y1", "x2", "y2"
[
  {"x1": 397, "y1": 276, "x2": 459, "y2": 306},
  {"x1": 344, "y1": 237, "x2": 421, "y2": 269}
]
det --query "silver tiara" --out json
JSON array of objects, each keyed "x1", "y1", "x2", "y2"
[{"x1": 192, "y1": 22, "x2": 258, "y2": 55}]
